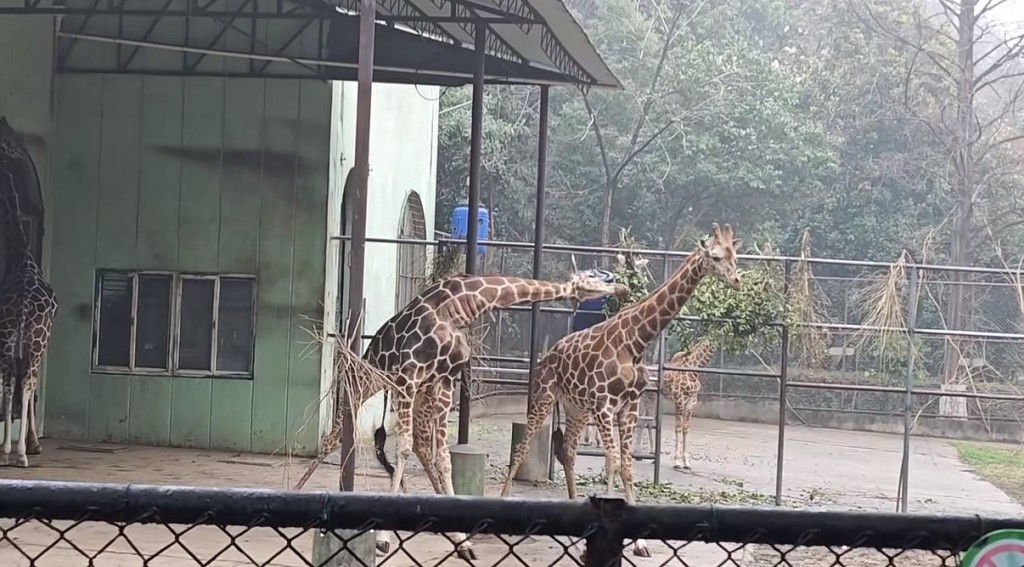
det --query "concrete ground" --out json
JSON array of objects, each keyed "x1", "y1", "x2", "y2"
[{"x1": 0, "y1": 406, "x2": 1020, "y2": 566}]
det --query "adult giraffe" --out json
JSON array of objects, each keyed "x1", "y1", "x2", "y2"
[
  {"x1": 501, "y1": 223, "x2": 741, "y2": 558},
  {"x1": 0, "y1": 117, "x2": 53, "y2": 467},
  {"x1": 295, "y1": 271, "x2": 628, "y2": 559}
]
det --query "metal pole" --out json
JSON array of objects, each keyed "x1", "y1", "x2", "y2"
[
  {"x1": 652, "y1": 252, "x2": 670, "y2": 483},
  {"x1": 339, "y1": 0, "x2": 375, "y2": 494},
  {"x1": 457, "y1": 24, "x2": 486, "y2": 446},
  {"x1": 775, "y1": 259, "x2": 791, "y2": 506},
  {"x1": 900, "y1": 263, "x2": 919, "y2": 513},
  {"x1": 527, "y1": 86, "x2": 549, "y2": 416}
]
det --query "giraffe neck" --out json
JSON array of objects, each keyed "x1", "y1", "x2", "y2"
[
  {"x1": 680, "y1": 338, "x2": 717, "y2": 369},
  {"x1": 437, "y1": 276, "x2": 573, "y2": 327},
  {"x1": 619, "y1": 254, "x2": 707, "y2": 358}
]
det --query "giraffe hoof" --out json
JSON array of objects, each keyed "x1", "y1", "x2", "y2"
[
  {"x1": 0, "y1": 454, "x2": 8, "y2": 467},
  {"x1": 27, "y1": 444, "x2": 41, "y2": 456},
  {"x1": 632, "y1": 542, "x2": 652, "y2": 558},
  {"x1": 15, "y1": 455, "x2": 28, "y2": 468},
  {"x1": 456, "y1": 545, "x2": 477, "y2": 561},
  {"x1": 376, "y1": 541, "x2": 390, "y2": 555},
  {"x1": 672, "y1": 463, "x2": 692, "y2": 472}
]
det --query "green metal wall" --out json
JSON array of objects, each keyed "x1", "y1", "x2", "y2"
[{"x1": 44, "y1": 74, "x2": 331, "y2": 456}]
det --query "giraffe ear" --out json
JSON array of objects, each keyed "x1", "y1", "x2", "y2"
[{"x1": 732, "y1": 238, "x2": 742, "y2": 250}]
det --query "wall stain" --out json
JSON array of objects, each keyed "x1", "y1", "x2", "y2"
[{"x1": 154, "y1": 145, "x2": 310, "y2": 179}]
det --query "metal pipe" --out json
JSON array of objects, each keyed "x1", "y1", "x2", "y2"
[
  {"x1": 527, "y1": 86, "x2": 549, "y2": 417},
  {"x1": 330, "y1": 234, "x2": 1024, "y2": 276},
  {"x1": 775, "y1": 259, "x2": 791, "y2": 506},
  {"x1": 457, "y1": 24, "x2": 487, "y2": 446},
  {"x1": 5, "y1": 478, "x2": 1024, "y2": 549},
  {"x1": 900, "y1": 264, "x2": 920, "y2": 513},
  {"x1": 339, "y1": 0, "x2": 376, "y2": 494},
  {"x1": 652, "y1": 252, "x2": 670, "y2": 483}
]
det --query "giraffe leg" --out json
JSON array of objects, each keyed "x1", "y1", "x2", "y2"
[
  {"x1": 375, "y1": 386, "x2": 416, "y2": 556},
  {"x1": 14, "y1": 383, "x2": 30, "y2": 467},
  {"x1": 592, "y1": 411, "x2": 620, "y2": 494},
  {"x1": 430, "y1": 380, "x2": 476, "y2": 561},
  {"x1": 1, "y1": 361, "x2": 13, "y2": 467},
  {"x1": 559, "y1": 413, "x2": 588, "y2": 501},
  {"x1": 26, "y1": 392, "x2": 39, "y2": 456},
  {"x1": 617, "y1": 403, "x2": 650, "y2": 557},
  {"x1": 501, "y1": 381, "x2": 556, "y2": 497},
  {"x1": 412, "y1": 389, "x2": 445, "y2": 495},
  {"x1": 671, "y1": 393, "x2": 696, "y2": 468},
  {"x1": 679, "y1": 396, "x2": 697, "y2": 471}
]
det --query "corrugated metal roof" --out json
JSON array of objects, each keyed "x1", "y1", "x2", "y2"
[{"x1": 327, "y1": 0, "x2": 621, "y2": 89}]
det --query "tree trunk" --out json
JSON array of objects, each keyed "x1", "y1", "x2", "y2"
[{"x1": 940, "y1": 0, "x2": 977, "y2": 418}]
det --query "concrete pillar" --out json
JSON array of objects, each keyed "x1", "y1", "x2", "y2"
[
  {"x1": 509, "y1": 422, "x2": 550, "y2": 482},
  {"x1": 312, "y1": 529, "x2": 376, "y2": 567},
  {"x1": 450, "y1": 444, "x2": 487, "y2": 496}
]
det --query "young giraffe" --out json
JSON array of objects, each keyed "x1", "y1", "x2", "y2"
[
  {"x1": 295, "y1": 272, "x2": 628, "y2": 559},
  {"x1": 502, "y1": 223, "x2": 741, "y2": 558},
  {"x1": 0, "y1": 118, "x2": 52, "y2": 467},
  {"x1": 661, "y1": 339, "x2": 716, "y2": 470},
  {"x1": 591, "y1": 340, "x2": 717, "y2": 469}
]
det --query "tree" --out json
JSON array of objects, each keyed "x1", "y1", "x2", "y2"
[{"x1": 854, "y1": 0, "x2": 1024, "y2": 388}]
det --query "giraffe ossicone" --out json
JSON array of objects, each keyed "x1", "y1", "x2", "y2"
[
  {"x1": 501, "y1": 223, "x2": 742, "y2": 559},
  {"x1": 294, "y1": 271, "x2": 627, "y2": 561}
]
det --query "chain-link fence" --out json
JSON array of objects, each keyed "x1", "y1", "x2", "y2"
[{"x1": 2, "y1": 479, "x2": 1018, "y2": 566}]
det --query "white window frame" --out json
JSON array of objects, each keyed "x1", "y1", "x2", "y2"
[{"x1": 92, "y1": 270, "x2": 257, "y2": 379}]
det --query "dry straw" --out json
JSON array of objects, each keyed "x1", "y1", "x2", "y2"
[{"x1": 787, "y1": 230, "x2": 832, "y2": 368}]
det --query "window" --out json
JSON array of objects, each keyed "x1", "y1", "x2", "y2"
[
  {"x1": 396, "y1": 191, "x2": 428, "y2": 309},
  {"x1": 93, "y1": 271, "x2": 256, "y2": 378}
]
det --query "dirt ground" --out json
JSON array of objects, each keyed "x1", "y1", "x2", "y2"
[{"x1": 0, "y1": 404, "x2": 1020, "y2": 566}]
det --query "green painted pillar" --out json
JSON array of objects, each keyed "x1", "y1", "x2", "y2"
[
  {"x1": 450, "y1": 444, "x2": 487, "y2": 496},
  {"x1": 510, "y1": 422, "x2": 550, "y2": 482}
]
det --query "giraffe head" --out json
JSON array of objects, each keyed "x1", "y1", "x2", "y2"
[
  {"x1": 697, "y1": 223, "x2": 742, "y2": 290},
  {"x1": 566, "y1": 269, "x2": 630, "y2": 308}
]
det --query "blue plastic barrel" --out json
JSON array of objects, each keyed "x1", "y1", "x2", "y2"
[
  {"x1": 571, "y1": 269, "x2": 616, "y2": 333},
  {"x1": 450, "y1": 204, "x2": 490, "y2": 255}
]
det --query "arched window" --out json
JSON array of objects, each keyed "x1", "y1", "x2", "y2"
[
  {"x1": 336, "y1": 169, "x2": 356, "y2": 329},
  {"x1": 396, "y1": 192, "x2": 428, "y2": 309}
]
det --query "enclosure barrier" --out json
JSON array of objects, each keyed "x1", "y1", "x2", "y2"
[
  {"x1": 338, "y1": 232, "x2": 1024, "y2": 512},
  {"x1": 0, "y1": 479, "x2": 1020, "y2": 566}
]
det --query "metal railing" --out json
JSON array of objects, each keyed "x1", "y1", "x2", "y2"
[
  {"x1": 1, "y1": 479, "x2": 1019, "y2": 566},
  {"x1": 341, "y1": 234, "x2": 1024, "y2": 513}
]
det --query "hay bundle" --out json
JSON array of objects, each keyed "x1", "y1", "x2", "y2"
[
  {"x1": 851, "y1": 250, "x2": 913, "y2": 375},
  {"x1": 787, "y1": 230, "x2": 832, "y2": 367},
  {"x1": 293, "y1": 312, "x2": 406, "y2": 490}
]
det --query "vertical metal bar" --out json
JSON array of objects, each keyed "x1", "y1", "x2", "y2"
[
  {"x1": 775, "y1": 259, "x2": 791, "y2": 506},
  {"x1": 457, "y1": 24, "x2": 486, "y2": 446},
  {"x1": 652, "y1": 252, "x2": 670, "y2": 483},
  {"x1": 585, "y1": 495, "x2": 625, "y2": 567},
  {"x1": 527, "y1": 85, "x2": 549, "y2": 417},
  {"x1": 900, "y1": 263, "x2": 919, "y2": 513},
  {"x1": 340, "y1": 0, "x2": 376, "y2": 493}
]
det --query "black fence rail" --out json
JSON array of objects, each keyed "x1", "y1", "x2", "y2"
[{"x1": 1, "y1": 480, "x2": 1021, "y2": 566}]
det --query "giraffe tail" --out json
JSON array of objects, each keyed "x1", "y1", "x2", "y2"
[
  {"x1": 372, "y1": 392, "x2": 406, "y2": 492},
  {"x1": 551, "y1": 401, "x2": 568, "y2": 466},
  {"x1": 373, "y1": 424, "x2": 396, "y2": 477}
]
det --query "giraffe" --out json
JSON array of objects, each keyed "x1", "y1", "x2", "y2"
[
  {"x1": 0, "y1": 188, "x2": 54, "y2": 465},
  {"x1": 584, "y1": 339, "x2": 718, "y2": 470},
  {"x1": 501, "y1": 223, "x2": 741, "y2": 558},
  {"x1": 661, "y1": 340, "x2": 716, "y2": 470},
  {"x1": 0, "y1": 117, "x2": 51, "y2": 467},
  {"x1": 295, "y1": 272, "x2": 628, "y2": 559}
]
